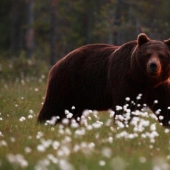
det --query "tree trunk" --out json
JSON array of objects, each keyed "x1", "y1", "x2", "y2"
[
  {"x1": 114, "y1": 0, "x2": 123, "y2": 45},
  {"x1": 86, "y1": 1, "x2": 93, "y2": 44},
  {"x1": 25, "y1": 0, "x2": 34, "y2": 59},
  {"x1": 10, "y1": 3, "x2": 17, "y2": 58},
  {"x1": 50, "y1": 0, "x2": 57, "y2": 67},
  {"x1": 17, "y1": 19, "x2": 24, "y2": 57}
]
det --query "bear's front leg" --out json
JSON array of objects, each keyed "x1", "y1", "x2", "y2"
[{"x1": 147, "y1": 82, "x2": 170, "y2": 127}]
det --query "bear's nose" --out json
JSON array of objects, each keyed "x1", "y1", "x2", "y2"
[{"x1": 148, "y1": 62, "x2": 158, "y2": 74}]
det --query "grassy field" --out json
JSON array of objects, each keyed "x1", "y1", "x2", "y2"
[{"x1": 1, "y1": 58, "x2": 170, "y2": 170}]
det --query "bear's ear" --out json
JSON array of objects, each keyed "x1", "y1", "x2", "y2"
[
  {"x1": 164, "y1": 39, "x2": 170, "y2": 48},
  {"x1": 137, "y1": 33, "x2": 150, "y2": 47}
]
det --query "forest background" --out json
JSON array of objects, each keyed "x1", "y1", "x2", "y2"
[{"x1": 1, "y1": 0, "x2": 170, "y2": 66}]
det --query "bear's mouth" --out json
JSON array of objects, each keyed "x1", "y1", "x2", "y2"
[
  {"x1": 147, "y1": 62, "x2": 161, "y2": 76},
  {"x1": 149, "y1": 70, "x2": 159, "y2": 76}
]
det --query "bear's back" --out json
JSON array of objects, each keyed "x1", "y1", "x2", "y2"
[
  {"x1": 49, "y1": 44, "x2": 118, "y2": 110},
  {"x1": 50, "y1": 44, "x2": 118, "y2": 81}
]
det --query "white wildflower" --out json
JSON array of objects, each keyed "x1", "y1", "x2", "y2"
[
  {"x1": 154, "y1": 100, "x2": 158, "y2": 104},
  {"x1": 82, "y1": 110, "x2": 90, "y2": 117},
  {"x1": 136, "y1": 94, "x2": 142, "y2": 100},
  {"x1": 125, "y1": 97, "x2": 130, "y2": 101},
  {"x1": 159, "y1": 115, "x2": 164, "y2": 120},
  {"x1": 0, "y1": 140, "x2": 7, "y2": 146},
  {"x1": 92, "y1": 121, "x2": 103, "y2": 129},
  {"x1": 155, "y1": 109, "x2": 161, "y2": 115},
  {"x1": 37, "y1": 144, "x2": 46, "y2": 152},
  {"x1": 152, "y1": 157, "x2": 169, "y2": 170},
  {"x1": 165, "y1": 129, "x2": 170, "y2": 133},
  {"x1": 65, "y1": 110, "x2": 69, "y2": 115},
  {"x1": 110, "y1": 157, "x2": 127, "y2": 170},
  {"x1": 29, "y1": 109, "x2": 34, "y2": 114},
  {"x1": 102, "y1": 147, "x2": 112, "y2": 158},
  {"x1": 28, "y1": 115, "x2": 33, "y2": 119},
  {"x1": 71, "y1": 121, "x2": 79, "y2": 128},
  {"x1": 47, "y1": 154, "x2": 58, "y2": 164},
  {"x1": 116, "y1": 106, "x2": 122, "y2": 111},
  {"x1": 52, "y1": 141, "x2": 60, "y2": 150},
  {"x1": 88, "y1": 142, "x2": 95, "y2": 149},
  {"x1": 36, "y1": 131, "x2": 44, "y2": 139},
  {"x1": 25, "y1": 147, "x2": 32, "y2": 153},
  {"x1": 7, "y1": 154, "x2": 28, "y2": 168},
  {"x1": 19, "y1": 117, "x2": 26, "y2": 122},
  {"x1": 10, "y1": 137, "x2": 15, "y2": 142},
  {"x1": 99, "y1": 160, "x2": 106, "y2": 166},
  {"x1": 73, "y1": 144, "x2": 80, "y2": 152},
  {"x1": 75, "y1": 128, "x2": 86, "y2": 136},
  {"x1": 71, "y1": 106, "x2": 75, "y2": 110},
  {"x1": 109, "y1": 110, "x2": 115, "y2": 117},
  {"x1": 59, "y1": 159, "x2": 75, "y2": 170},
  {"x1": 66, "y1": 113, "x2": 73, "y2": 119},
  {"x1": 0, "y1": 131, "x2": 4, "y2": 137},
  {"x1": 34, "y1": 88, "x2": 39, "y2": 92},
  {"x1": 139, "y1": 157, "x2": 146, "y2": 163},
  {"x1": 150, "y1": 124, "x2": 156, "y2": 131},
  {"x1": 86, "y1": 125, "x2": 93, "y2": 130},
  {"x1": 62, "y1": 118, "x2": 69, "y2": 125},
  {"x1": 105, "y1": 119, "x2": 112, "y2": 126},
  {"x1": 35, "y1": 158, "x2": 50, "y2": 170},
  {"x1": 41, "y1": 139, "x2": 52, "y2": 148},
  {"x1": 108, "y1": 137, "x2": 113, "y2": 143}
]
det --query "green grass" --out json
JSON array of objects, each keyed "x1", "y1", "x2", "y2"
[{"x1": 1, "y1": 58, "x2": 170, "y2": 170}]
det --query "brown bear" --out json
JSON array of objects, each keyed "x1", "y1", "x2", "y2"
[{"x1": 38, "y1": 33, "x2": 170, "y2": 127}]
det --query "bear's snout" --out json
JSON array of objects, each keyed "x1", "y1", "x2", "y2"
[
  {"x1": 147, "y1": 57, "x2": 161, "y2": 76},
  {"x1": 149, "y1": 62, "x2": 158, "y2": 72}
]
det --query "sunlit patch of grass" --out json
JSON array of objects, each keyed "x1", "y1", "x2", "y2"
[{"x1": 1, "y1": 58, "x2": 170, "y2": 170}]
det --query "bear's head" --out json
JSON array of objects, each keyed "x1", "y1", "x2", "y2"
[{"x1": 131, "y1": 33, "x2": 170, "y2": 87}]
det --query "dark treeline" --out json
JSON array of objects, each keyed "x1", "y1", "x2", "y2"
[{"x1": 0, "y1": 0, "x2": 170, "y2": 65}]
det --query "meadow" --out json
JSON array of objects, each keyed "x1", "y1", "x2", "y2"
[{"x1": 1, "y1": 58, "x2": 170, "y2": 170}]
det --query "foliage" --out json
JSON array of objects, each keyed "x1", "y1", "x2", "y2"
[
  {"x1": 0, "y1": 55, "x2": 48, "y2": 81},
  {"x1": 0, "y1": 0, "x2": 170, "y2": 62}
]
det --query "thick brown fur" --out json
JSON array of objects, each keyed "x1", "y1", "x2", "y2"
[{"x1": 38, "y1": 34, "x2": 170, "y2": 127}]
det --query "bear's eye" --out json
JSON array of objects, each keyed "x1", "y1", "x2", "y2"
[
  {"x1": 159, "y1": 54, "x2": 165, "y2": 59},
  {"x1": 146, "y1": 53, "x2": 151, "y2": 58},
  {"x1": 159, "y1": 54, "x2": 162, "y2": 58},
  {"x1": 159, "y1": 54, "x2": 169, "y2": 62}
]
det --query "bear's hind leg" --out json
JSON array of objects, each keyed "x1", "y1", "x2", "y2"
[{"x1": 37, "y1": 101, "x2": 66, "y2": 124}]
